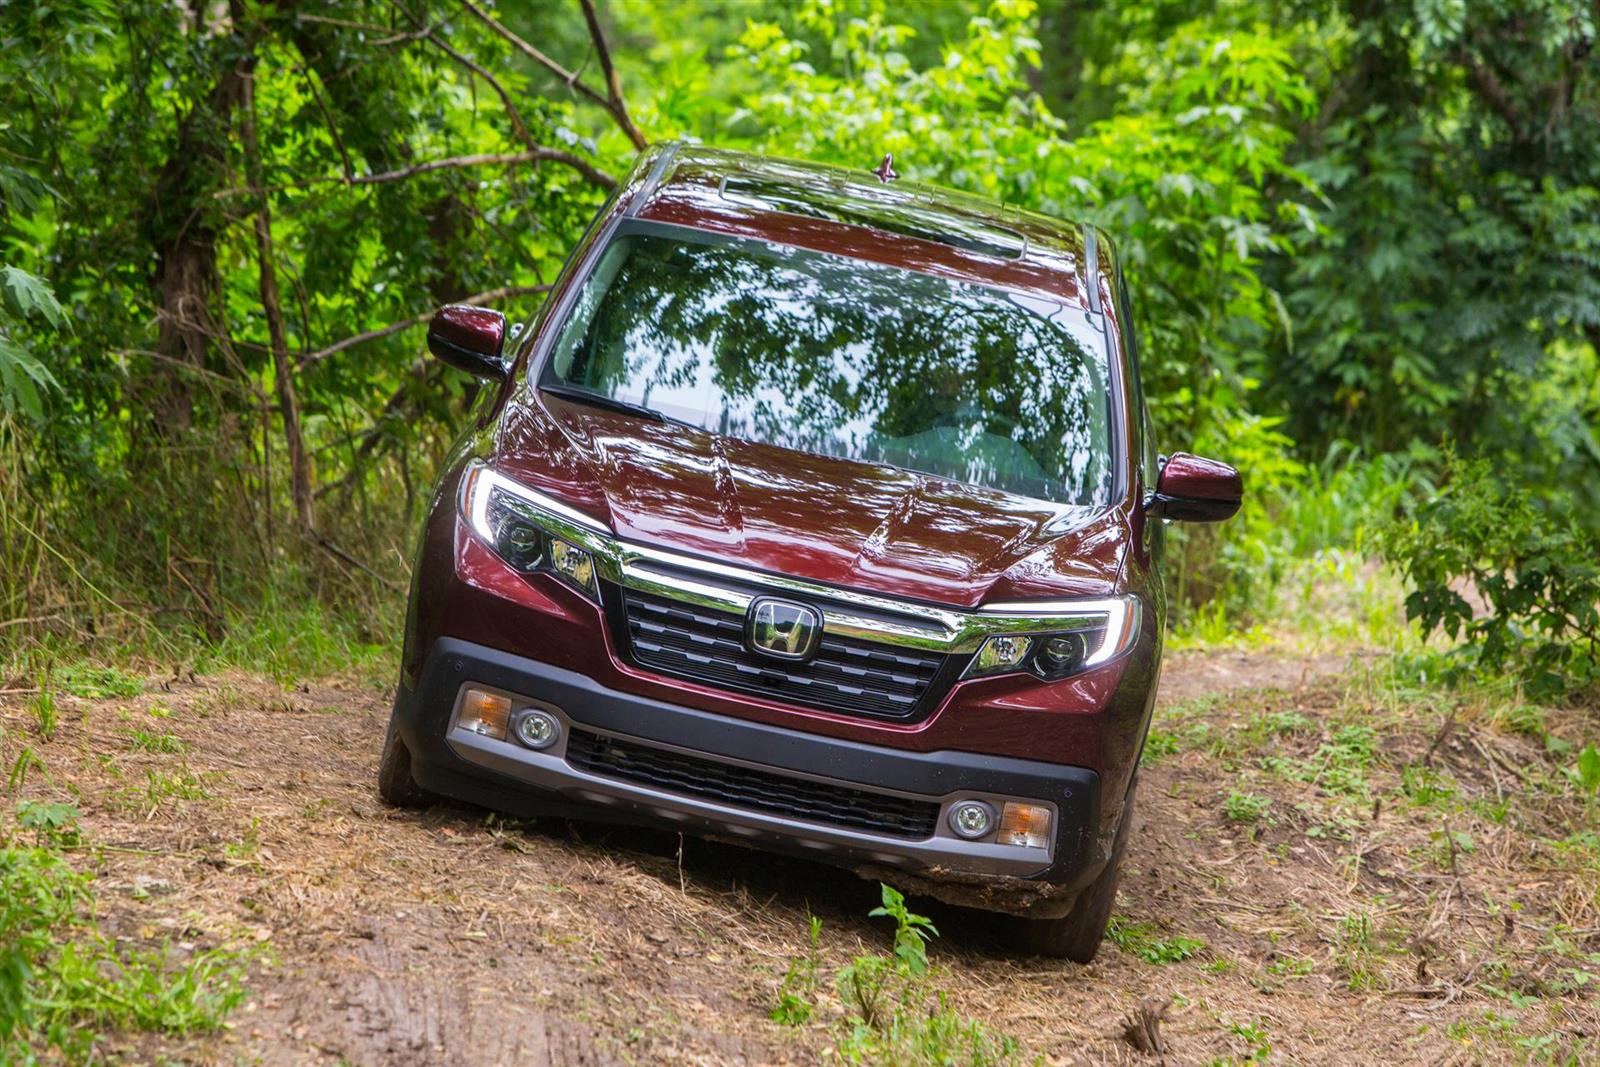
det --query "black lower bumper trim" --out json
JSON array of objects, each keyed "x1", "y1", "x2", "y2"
[{"x1": 392, "y1": 638, "x2": 1101, "y2": 887}]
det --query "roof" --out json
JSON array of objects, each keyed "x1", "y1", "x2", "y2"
[{"x1": 624, "y1": 144, "x2": 1099, "y2": 311}]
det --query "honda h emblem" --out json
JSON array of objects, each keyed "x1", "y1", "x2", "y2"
[{"x1": 745, "y1": 597, "x2": 822, "y2": 661}]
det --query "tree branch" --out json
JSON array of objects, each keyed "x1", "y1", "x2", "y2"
[
  {"x1": 299, "y1": 283, "x2": 551, "y2": 369},
  {"x1": 215, "y1": 147, "x2": 615, "y2": 199},
  {"x1": 577, "y1": 0, "x2": 646, "y2": 150},
  {"x1": 417, "y1": 24, "x2": 539, "y2": 150},
  {"x1": 1454, "y1": 47, "x2": 1525, "y2": 141},
  {"x1": 460, "y1": 0, "x2": 646, "y2": 150}
]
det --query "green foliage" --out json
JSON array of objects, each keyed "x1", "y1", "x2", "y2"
[
  {"x1": 25, "y1": 687, "x2": 56, "y2": 741},
  {"x1": 1571, "y1": 745, "x2": 1600, "y2": 796},
  {"x1": 770, "y1": 886, "x2": 1023, "y2": 1063},
  {"x1": 0, "y1": 264, "x2": 62, "y2": 421},
  {"x1": 770, "y1": 914, "x2": 822, "y2": 1026},
  {"x1": 55, "y1": 665, "x2": 141, "y2": 700},
  {"x1": 1385, "y1": 456, "x2": 1600, "y2": 702},
  {"x1": 867, "y1": 883, "x2": 937, "y2": 979},
  {"x1": 0, "y1": 805, "x2": 247, "y2": 1058},
  {"x1": 1107, "y1": 916, "x2": 1206, "y2": 964},
  {"x1": 12, "y1": 801, "x2": 80, "y2": 848},
  {"x1": 1224, "y1": 790, "x2": 1272, "y2": 824},
  {"x1": 126, "y1": 730, "x2": 186, "y2": 755}
]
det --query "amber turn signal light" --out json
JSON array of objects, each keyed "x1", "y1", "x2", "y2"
[
  {"x1": 997, "y1": 803, "x2": 1052, "y2": 848},
  {"x1": 460, "y1": 689, "x2": 511, "y2": 740}
]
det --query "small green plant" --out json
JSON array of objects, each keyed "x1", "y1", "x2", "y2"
[
  {"x1": 1142, "y1": 730, "x2": 1181, "y2": 764},
  {"x1": 7, "y1": 746, "x2": 46, "y2": 791},
  {"x1": 771, "y1": 915, "x2": 823, "y2": 1026},
  {"x1": 55, "y1": 664, "x2": 142, "y2": 699},
  {"x1": 1400, "y1": 763, "x2": 1457, "y2": 806},
  {"x1": 127, "y1": 730, "x2": 187, "y2": 755},
  {"x1": 1224, "y1": 791, "x2": 1272, "y2": 823},
  {"x1": 1570, "y1": 744, "x2": 1600, "y2": 795},
  {"x1": 27, "y1": 686, "x2": 57, "y2": 740},
  {"x1": 139, "y1": 766, "x2": 212, "y2": 812},
  {"x1": 1334, "y1": 911, "x2": 1381, "y2": 991},
  {"x1": 14, "y1": 801, "x2": 80, "y2": 847},
  {"x1": 1428, "y1": 827, "x2": 1475, "y2": 872},
  {"x1": 1226, "y1": 1016, "x2": 1273, "y2": 1061},
  {"x1": 827, "y1": 886, "x2": 1023, "y2": 1063},
  {"x1": 869, "y1": 884, "x2": 937, "y2": 978},
  {"x1": 1108, "y1": 917, "x2": 1206, "y2": 964}
]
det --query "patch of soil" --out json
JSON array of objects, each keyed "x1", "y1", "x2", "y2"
[{"x1": 3, "y1": 648, "x2": 1592, "y2": 1064}]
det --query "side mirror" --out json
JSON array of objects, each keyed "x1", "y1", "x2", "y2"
[
  {"x1": 1148, "y1": 452, "x2": 1242, "y2": 522},
  {"x1": 428, "y1": 305, "x2": 508, "y2": 381}
]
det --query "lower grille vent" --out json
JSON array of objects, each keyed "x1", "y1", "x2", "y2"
[{"x1": 566, "y1": 729, "x2": 939, "y2": 839}]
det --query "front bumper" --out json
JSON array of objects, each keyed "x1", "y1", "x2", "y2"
[{"x1": 393, "y1": 638, "x2": 1106, "y2": 913}]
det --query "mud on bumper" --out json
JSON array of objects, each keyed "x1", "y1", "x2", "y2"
[{"x1": 392, "y1": 638, "x2": 1105, "y2": 916}]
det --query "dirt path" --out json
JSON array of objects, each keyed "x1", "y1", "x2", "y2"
[{"x1": 9, "y1": 648, "x2": 1593, "y2": 1064}]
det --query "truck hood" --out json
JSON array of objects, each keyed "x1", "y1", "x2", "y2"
[{"x1": 494, "y1": 393, "x2": 1128, "y2": 609}]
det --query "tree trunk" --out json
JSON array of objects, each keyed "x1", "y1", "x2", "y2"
[
  {"x1": 143, "y1": 54, "x2": 254, "y2": 434},
  {"x1": 239, "y1": 73, "x2": 315, "y2": 532}
]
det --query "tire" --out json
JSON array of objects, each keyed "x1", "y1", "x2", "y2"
[
  {"x1": 376, "y1": 713, "x2": 433, "y2": 808},
  {"x1": 1009, "y1": 780, "x2": 1138, "y2": 962}
]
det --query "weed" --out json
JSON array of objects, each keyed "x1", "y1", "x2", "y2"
[
  {"x1": 1334, "y1": 911, "x2": 1381, "y2": 991},
  {"x1": 771, "y1": 915, "x2": 822, "y2": 1025},
  {"x1": 27, "y1": 686, "x2": 57, "y2": 740},
  {"x1": 1428, "y1": 827, "x2": 1475, "y2": 872},
  {"x1": 137, "y1": 766, "x2": 213, "y2": 812},
  {"x1": 1400, "y1": 763, "x2": 1456, "y2": 807},
  {"x1": 1570, "y1": 744, "x2": 1600, "y2": 795},
  {"x1": 0, "y1": 817, "x2": 247, "y2": 1056},
  {"x1": 224, "y1": 818, "x2": 262, "y2": 861},
  {"x1": 127, "y1": 730, "x2": 186, "y2": 755},
  {"x1": 771, "y1": 886, "x2": 1024, "y2": 1064},
  {"x1": 869, "y1": 883, "x2": 938, "y2": 978},
  {"x1": 1261, "y1": 724, "x2": 1375, "y2": 799},
  {"x1": 1225, "y1": 1016, "x2": 1272, "y2": 1061},
  {"x1": 1143, "y1": 729, "x2": 1181, "y2": 764},
  {"x1": 1108, "y1": 917, "x2": 1206, "y2": 964},
  {"x1": 56, "y1": 664, "x2": 142, "y2": 699},
  {"x1": 1224, "y1": 791, "x2": 1272, "y2": 823},
  {"x1": 14, "y1": 800, "x2": 80, "y2": 847},
  {"x1": 8, "y1": 746, "x2": 45, "y2": 791}
]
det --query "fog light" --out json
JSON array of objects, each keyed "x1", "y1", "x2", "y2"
[
  {"x1": 513, "y1": 708, "x2": 561, "y2": 750},
  {"x1": 460, "y1": 689, "x2": 511, "y2": 739},
  {"x1": 968, "y1": 634, "x2": 1034, "y2": 677},
  {"x1": 997, "y1": 803, "x2": 1052, "y2": 848},
  {"x1": 948, "y1": 800, "x2": 995, "y2": 840},
  {"x1": 550, "y1": 539, "x2": 595, "y2": 593}
]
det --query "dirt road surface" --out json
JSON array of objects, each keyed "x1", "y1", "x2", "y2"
[{"x1": 9, "y1": 647, "x2": 1593, "y2": 1064}]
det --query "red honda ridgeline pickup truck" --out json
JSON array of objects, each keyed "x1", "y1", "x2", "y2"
[{"x1": 379, "y1": 144, "x2": 1241, "y2": 961}]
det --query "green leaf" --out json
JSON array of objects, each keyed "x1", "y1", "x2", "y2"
[
  {"x1": 1577, "y1": 745, "x2": 1600, "y2": 793},
  {"x1": 0, "y1": 266, "x2": 64, "y2": 327}
]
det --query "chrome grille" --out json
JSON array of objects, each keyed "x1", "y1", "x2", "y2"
[
  {"x1": 566, "y1": 729, "x2": 940, "y2": 839},
  {"x1": 612, "y1": 586, "x2": 959, "y2": 720}
]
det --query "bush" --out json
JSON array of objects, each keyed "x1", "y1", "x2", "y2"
[{"x1": 1384, "y1": 456, "x2": 1600, "y2": 703}]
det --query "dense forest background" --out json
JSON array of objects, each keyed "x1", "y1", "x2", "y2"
[{"x1": 1, "y1": 0, "x2": 1596, "y2": 692}]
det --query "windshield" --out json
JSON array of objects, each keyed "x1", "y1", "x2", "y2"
[{"x1": 540, "y1": 223, "x2": 1114, "y2": 506}]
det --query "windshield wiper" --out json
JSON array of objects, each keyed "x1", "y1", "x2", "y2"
[{"x1": 539, "y1": 382, "x2": 691, "y2": 428}]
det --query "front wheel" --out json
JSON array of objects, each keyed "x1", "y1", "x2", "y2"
[
  {"x1": 376, "y1": 713, "x2": 433, "y2": 808},
  {"x1": 1008, "y1": 781, "x2": 1137, "y2": 962}
]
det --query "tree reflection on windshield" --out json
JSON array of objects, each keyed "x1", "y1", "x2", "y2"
[{"x1": 543, "y1": 224, "x2": 1113, "y2": 506}]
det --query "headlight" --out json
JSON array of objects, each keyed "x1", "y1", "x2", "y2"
[
  {"x1": 964, "y1": 597, "x2": 1140, "y2": 681},
  {"x1": 461, "y1": 464, "x2": 602, "y2": 598}
]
